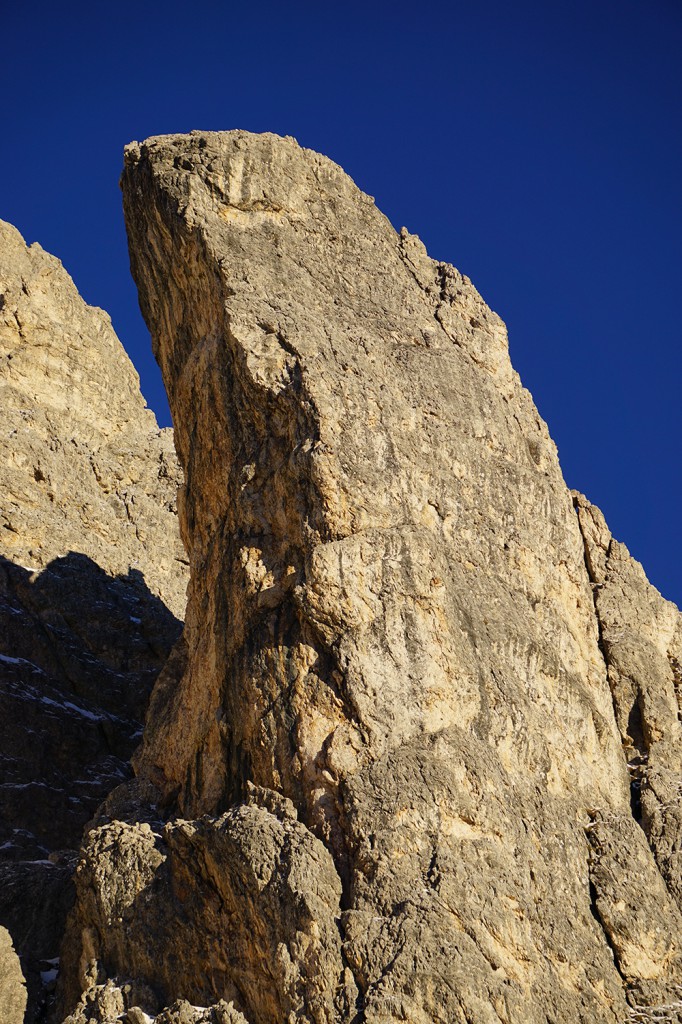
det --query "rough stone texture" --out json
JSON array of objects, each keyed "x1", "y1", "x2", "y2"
[
  {"x1": 0, "y1": 219, "x2": 188, "y2": 1018},
  {"x1": 58, "y1": 785, "x2": 355, "y2": 1023},
  {"x1": 574, "y1": 493, "x2": 682, "y2": 911},
  {"x1": 0, "y1": 218, "x2": 186, "y2": 615},
  {"x1": 58, "y1": 131, "x2": 682, "y2": 1024},
  {"x1": 585, "y1": 810, "x2": 682, "y2": 1000},
  {"x1": 0, "y1": 924, "x2": 27, "y2": 1024},
  {"x1": 63, "y1": 989, "x2": 249, "y2": 1024}
]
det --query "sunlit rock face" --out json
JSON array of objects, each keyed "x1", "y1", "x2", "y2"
[
  {"x1": 0, "y1": 219, "x2": 186, "y2": 616},
  {"x1": 56, "y1": 132, "x2": 682, "y2": 1024},
  {"x1": 0, "y1": 925, "x2": 26, "y2": 1024},
  {"x1": 0, "y1": 219, "x2": 188, "y2": 1020}
]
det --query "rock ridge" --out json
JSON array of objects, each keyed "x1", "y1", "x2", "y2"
[{"x1": 0, "y1": 219, "x2": 188, "y2": 1020}]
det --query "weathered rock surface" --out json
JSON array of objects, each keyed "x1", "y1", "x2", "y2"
[
  {"x1": 0, "y1": 219, "x2": 186, "y2": 617},
  {"x1": 58, "y1": 131, "x2": 682, "y2": 1024},
  {"x1": 0, "y1": 924, "x2": 27, "y2": 1024},
  {"x1": 574, "y1": 493, "x2": 682, "y2": 911},
  {"x1": 63, "y1": 988, "x2": 249, "y2": 1024},
  {"x1": 59, "y1": 784, "x2": 355, "y2": 1023},
  {"x1": 0, "y1": 220, "x2": 188, "y2": 1018}
]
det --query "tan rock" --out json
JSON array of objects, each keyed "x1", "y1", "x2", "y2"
[
  {"x1": 58, "y1": 789, "x2": 354, "y2": 1023},
  {"x1": 574, "y1": 492, "x2": 682, "y2": 911},
  {"x1": 0, "y1": 924, "x2": 27, "y2": 1024},
  {"x1": 59, "y1": 131, "x2": 682, "y2": 1023},
  {"x1": 0, "y1": 219, "x2": 188, "y2": 1020},
  {"x1": 63, "y1": 991, "x2": 249, "y2": 1024},
  {"x1": 0, "y1": 218, "x2": 186, "y2": 611}
]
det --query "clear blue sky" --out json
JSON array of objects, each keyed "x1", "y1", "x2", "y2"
[{"x1": 2, "y1": 1, "x2": 681, "y2": 605}]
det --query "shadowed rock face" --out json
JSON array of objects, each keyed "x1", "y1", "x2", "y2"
[
  {"x1": 0, "y1": 553, "x2": 181, "y2": 859},
  {"x1": 0, "y1": 220, "x2": 187, "y2": 1020},
  {"x1": 56, "y1": 132, "x2": 682, "y2": 1024}
]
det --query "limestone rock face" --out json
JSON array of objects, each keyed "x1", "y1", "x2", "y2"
[
  {"x1": 0, "y1": 219, "x2": 186, "y2": 611},
  {"x1": 0, "y1": 925, "x2": 27, "y2": 1024},
  {"x1": 574, "y1": 493, "x2": 682, "y2": 910},
  {"x1": 59, "y1": 132, "x2": 682, "y2": 1024},
  {"x1": 0, "y1": 220, "x2": 188, "y2": 1018},
  {"x1": 59, "y1": 785, "x2": 356, "y2": 1023}
]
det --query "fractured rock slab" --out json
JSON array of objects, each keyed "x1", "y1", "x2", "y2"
[
  {"x1": 0, "y1": 219, "x2": 186, "y2": 615},
  {"x1": 59, "y1": 786, "x2": 355, "y2": 1023},
  {"x1": 574, "y1": 492, "x2": 682, "y2": 912}
]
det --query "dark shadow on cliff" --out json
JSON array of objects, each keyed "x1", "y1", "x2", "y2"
[{"x1": 0, "y1": 550, "x2": 183, "y2": 1023}]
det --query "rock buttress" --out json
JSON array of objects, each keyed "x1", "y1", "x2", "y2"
[{"x1": 59, "y1": 132, "x2": 682, "y2": 1024}]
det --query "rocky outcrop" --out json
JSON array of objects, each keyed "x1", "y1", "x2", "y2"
[
  {"x1": 0, "y1": 219, "x2": 186, "y2": 617},
  {"x1": 0, "y1": 925, "x2": 27, "y2": 1024},
  {"x1": 59, "y1": 785, "x2": 354, "y2": 1023},
  {"x1": 56, "y1": 131, "x2": 682, "y2": 1024},
  {"x1": 574, "y1": 493, "x2": 682, "y2": 909},
  {"x1": 0, "y1": 220, "x2": 188, "y2": 1018}
]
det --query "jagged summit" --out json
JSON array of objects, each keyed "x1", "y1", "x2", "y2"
[
  {"x1": 0, "y1": 219, "x2": 155, "y2": 437},
  {"x1": 0, "y1": 218, "x2": 186, "y2": 600}
]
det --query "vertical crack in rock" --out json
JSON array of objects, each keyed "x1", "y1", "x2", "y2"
[
  {"x1": 573, "y1": 492, "x2": 682, "y2": 915},
  {"x1": 57, "y1": 132, "x2": 682, "y2": 1023},
  {"x1": 583, "y1": 809, "x2": 682, "y2": 1009},
  {"x1": 572, "y1": 496, "x2": 631, "y2": 808}
]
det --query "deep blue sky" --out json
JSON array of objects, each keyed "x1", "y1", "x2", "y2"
[{"x1": 2, "y1": 1, "x2": 680, "y2": 605}]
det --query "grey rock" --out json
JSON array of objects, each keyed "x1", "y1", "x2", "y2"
[
  {"x1": 586, "y1": 810, "x2": 682, "y2": 1002},
  {"x1": 58, "y1": 798, "x2": 354, "y2": 1023},
  {"x1": 154, "y1": 1003, "x2": 248, "y2": 1024},
  {"x1": 64, "y1": 993, "x2": 250, "y2": 1024}
]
